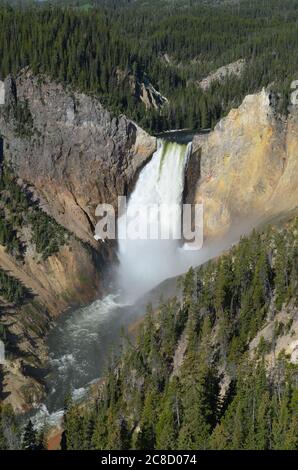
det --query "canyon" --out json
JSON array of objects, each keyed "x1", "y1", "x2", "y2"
[{"x1": 0, "y1": 68, "x2": 297, "y2": 412}]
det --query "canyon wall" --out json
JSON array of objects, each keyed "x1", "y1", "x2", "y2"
[
  {"x1": 1, "y1": 70, "x2": 298, "y2": 412},
  {"x1": 187, "y1": 89, "x2": 298, "y2": 240},
  {"x1": 0, "y1": 68, "x2": 156, "y2": 246},
  {"x1": 0, "y1": 68, "x2": 157, "y2": 310},
  {"x1": 0, "y1": 69, "x2": 156, "y2": 411}
]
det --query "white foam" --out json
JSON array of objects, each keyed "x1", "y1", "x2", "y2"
[{"x1": 117, "y1": 140, "x2": 192, "y2": 301}]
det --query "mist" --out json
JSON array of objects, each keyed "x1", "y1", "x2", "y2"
[{"x1": 116, "y1": 139, "x2": 261, "y2": 303}]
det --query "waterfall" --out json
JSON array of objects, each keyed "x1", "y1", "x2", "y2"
[{"x1": 117, "y1": 139, "x2": 192, "y2": 302}]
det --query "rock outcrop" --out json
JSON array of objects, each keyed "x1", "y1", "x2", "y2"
[
  {"x1": 0, "y1": 296, "x2": 50, "y2": 413},
  {"x1": 0, "y1": 240, "x2": 102, "y2": 317},
  {"x1": 0, "y1": 69, "x2": 157, "y2": 314},
  {"x1": 1, "y1": 69, "x2": 298, "y2": 412},
  {"x1": 187, "y1": 89, "x2": 298, "y2": 240},
  {"x1": 249, "y1": 300, "x2": 298, "y2": 367},
  {"x1": 116, "y1": 68, "x2": 168, "y2": 110},
  {"x1": 137, "y1": 78, "x2": 168, "y2": 110},
  {"x1": 197, "y1": 59, "x2": 246, "y2": 91},
  {"x1": 0, "y1": 69, "x2": 156, "y2": 411},
  {"x1": 0, "y1": 68, "x2": 156, "y2": 246}
]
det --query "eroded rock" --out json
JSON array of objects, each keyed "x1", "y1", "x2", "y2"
[
  {"x1": 187, "y1": 89, "x2": 298, "y2": 240},
  {"x1": 0, "y1": 69, "x2": 156, "y2": 246}
]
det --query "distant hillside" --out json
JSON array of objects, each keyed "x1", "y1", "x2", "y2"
[{"x1": 1, "y1": 0, "x2": 298, "y2": 132}]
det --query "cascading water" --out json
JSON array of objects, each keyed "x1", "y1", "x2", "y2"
[
  {"x1": 32, "y1": 135, "x2": 255, "y2": 428},
  {"x1": 117, "y1": 139, "x2": 192, "y2": 301},
  {"x1": 33, "y1": 138, "x2": 198, "y2": 425}
]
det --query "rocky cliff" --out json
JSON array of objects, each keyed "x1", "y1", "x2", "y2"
[
  {"x1": 116, "y1": 68, "x2": 168, "y2": 111},
  {"x1": 187, "y1": 88, "x2": 298, "y2": 240},
  {"x1": 0, "y1": 68, "x2": 156, "y2": 309},
  {"x1": 197, "y1": 59, "x2": 246, "y2": 91},
  {"x1": 0, "y1": 68, "x2": 156, "y2": 245},
  {"x1": 1, "y1": 70, "x2": 298, "y2": 413},
  {"x1": 0, "y1": 69, "x2": 156, "y2": 411}
]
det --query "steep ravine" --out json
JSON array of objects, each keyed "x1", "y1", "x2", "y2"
[
  {"x1": 0, "y1": 70, "x2": 298, "y2": 414},
  {"x1": 0, "y1": 68, "x2": 157, "y2": 246},
  {"x1": 184, "y1": 89, "x2": 298, "y2": 239},
  {"x1": 0, "y1": 69, "x2": 156, "y2": 411}
]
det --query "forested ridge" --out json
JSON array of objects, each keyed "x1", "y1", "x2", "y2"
[
  {"x1": 59, "y1": 217, "x2": 298, "y2": 450},
  {"x1": 1, "y1": 0, "x2": 298, "y2": 131},
  {"x1": 3, "y1": 216, "x2": 298, "y2": 450},
  {"x1": 1, "y1": 0, "x2": 298, "y2": 452}
]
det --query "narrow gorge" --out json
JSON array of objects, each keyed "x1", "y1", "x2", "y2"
[{"x1": 0, "y1": 69, "x2": 298, "y2": 422}]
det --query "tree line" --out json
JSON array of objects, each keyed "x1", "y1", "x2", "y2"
[
  {"x1": 59, "y1": 217, "x2": 298, "y2": 450},
  {"x1": 3, "y1": 216, "x2": 298, "y2": 450},
  {"x1": 1, "y1": 0, "x2": 298, "y2": 132}
]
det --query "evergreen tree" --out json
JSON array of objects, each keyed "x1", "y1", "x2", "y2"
[{"x1": 22, "y1": 420, "x2": 38, "y2": 450}]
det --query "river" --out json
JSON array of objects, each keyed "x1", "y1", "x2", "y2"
[
  {"x1": 31, "y1": 136, "x2": 193, "y2": 427},
  {"x1": 31, "y1": 131, "x2": 257, "y2": 429}
]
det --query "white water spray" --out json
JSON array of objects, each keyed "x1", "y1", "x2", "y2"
[
  {"x1": 35, "y1": 138, "x2": 260, "y2": 425},
  {"x1": 117, "y1": 139, "x2": 192, "y2": 301}
]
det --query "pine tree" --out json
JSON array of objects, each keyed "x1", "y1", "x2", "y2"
[
  {"x1": 91, "y1": 407, "x2": 108, "y2": 450},
  {"x1": 135, "y1": 388, "x2": 159, "y2": 450},
  {"x1": 22, "y1": 420, "x2": 38, "y2": 450},
  {"x1": 156, "y1": 379, "x2": 180, "y2": 450}
]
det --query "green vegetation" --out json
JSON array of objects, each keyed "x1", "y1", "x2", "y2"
[
  {"x1": 2, "y1": 0, "x2": 298, "y2": 452},
  {"x1": 28, "y1": 210, "x2": 68, "y2": 261},
  {"x1": 0, "y1": 403, "x2": 20, "y2": 450},
  {"x1": 0, "y1": 406, "x2": 44, "y2": 450},
  {"x1": 22, "y1": 419, "x2": 45, "y2": 450},
  {"x1": 0, "y1": 167, "x2": 68, "y2": 260},
  {"x1": 0, "y1": 268, "x2": 27, "y2": 304},
  {"x1": 3, "y1": 99, "x2": 34, "y2": 138},
  {"x1": 1, "y1": 0, "x2": 298, "y2": 132},
  {"x1": 0, "y1": 323, "x2": 7, "y2": 345},
  {"x1": 11, "y1": 100, "x2": 34, "y2": 138},
  {"x1": 0, "y1": 209, "x2": 22, "y2": 258},
  {"x1": 62, "y1": 217, "x2": 298, "y2": 450}
]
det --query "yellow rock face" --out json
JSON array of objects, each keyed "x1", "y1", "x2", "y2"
[
  {"x1": 267, "y1": 112, "x2": 298, "y2": 214},
  {"x1": 192, "y1": 89, "x2": 298, "y2": 240},
  {"x1": 0, "y1": 238, "x2": 103, "y2": 317}
]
